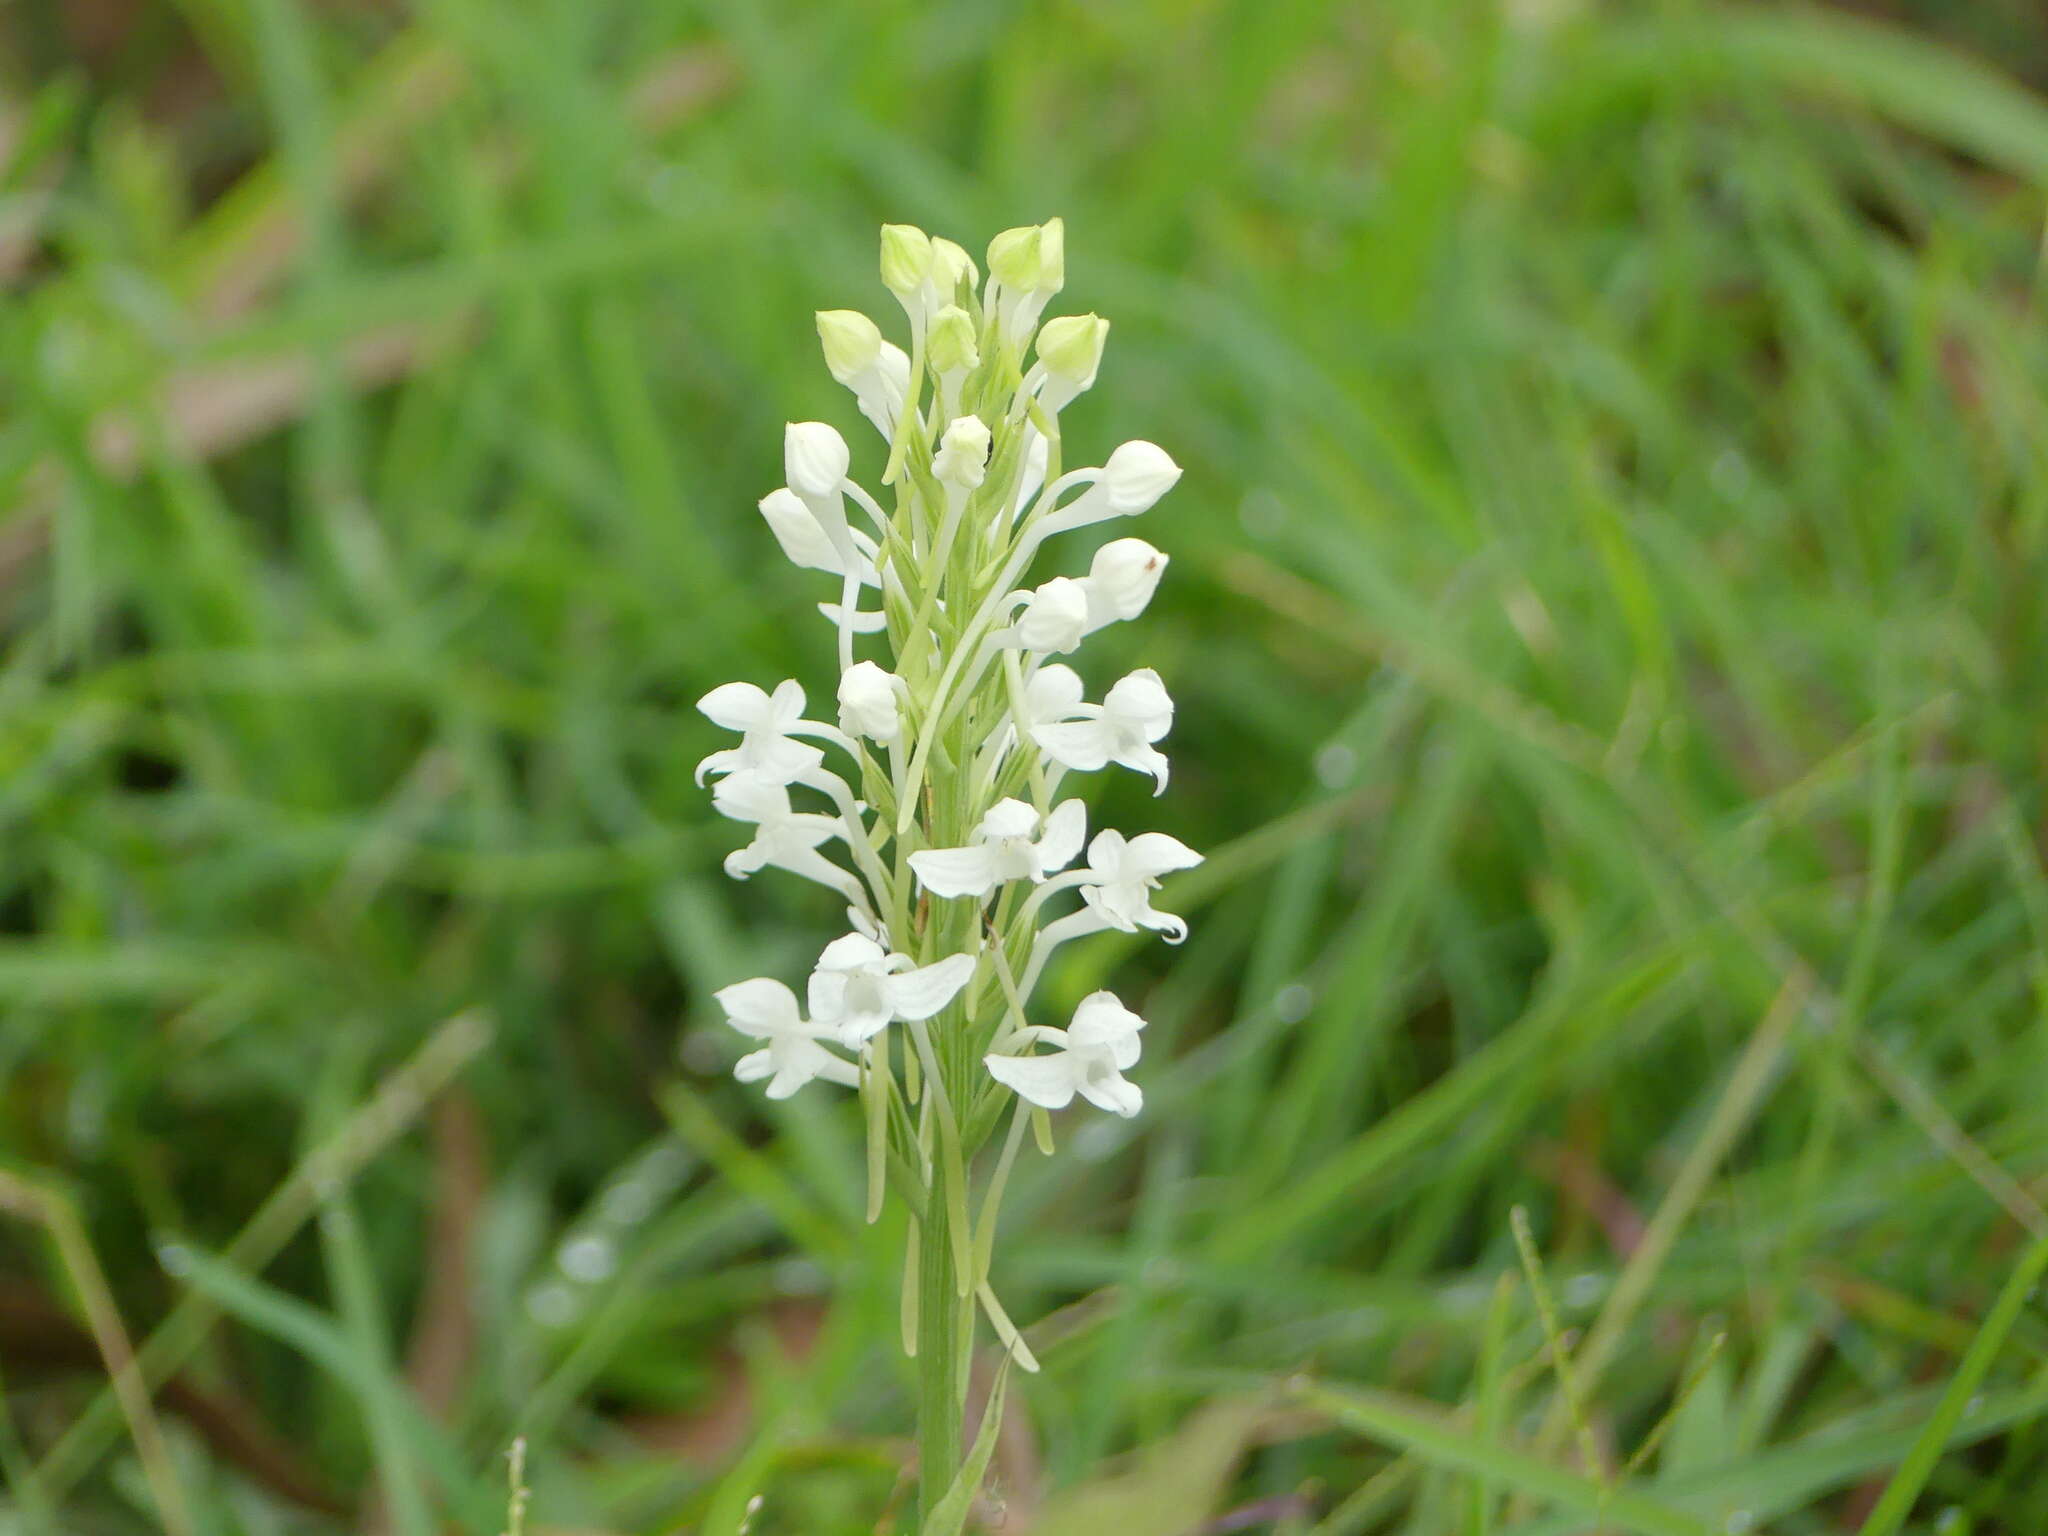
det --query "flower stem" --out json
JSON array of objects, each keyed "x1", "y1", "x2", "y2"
[{"x1": 916, "y1": 1186, "x2": 967, "y2": 1524}]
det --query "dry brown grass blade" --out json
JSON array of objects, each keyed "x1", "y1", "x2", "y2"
[{"x1": 403, "y1": 1090, "x2": 488, "y2": 1420}]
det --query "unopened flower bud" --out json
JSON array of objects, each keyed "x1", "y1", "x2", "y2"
[
  {"x1": 931, "y1": 238, "x2": 978, "y2": 300},
  {"x1": 1015, "y1": 577, "x2": 1089, "y2": 654},
  {"x1": 785, "y1": 421, "x2": 851, "y2": 499},
  {"x1": 880, "y1": 224, "x2": 933, "y2": 296},
  {"x1": 838, "y1": 660, "x2": 907, "y2": 742},
  {"x1": 987, "y1": 224, "x2": 1044, "y2": 290},
  {"x1": 933, "y1": 416, "x2": 992, "y2": 488},
  {"x1": 816, "y1": 310, "x2": 883, "y2": 383},
  {"x1": 1037, "y1": 314, "x2": 1107, "y2": 386},
  {"x1": 1101, "y1": 440, "x2": 1181, "y2": 514},
  {"x1": 1085, "y1": 538, "x2": 1168, "y2": 625},
  {"x1": 927, "y1": 305, "x2": 980, "y2": 375}
]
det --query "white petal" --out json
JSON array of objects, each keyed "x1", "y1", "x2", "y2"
[
  {"x1": 1105, "y1": 668, "x2": 1174, "y2": 736},
  {"x1": 909, "y1": 846, "x2": 999, "y2": 898},
  {"x1": 734, "y1": 1048, "x2": 775, "y2": 1085},
  {"x1": 818, "y1": 932, "x2": 888, "y2": 972},
  {"x1": 715, "y1": 977, "x2": 803, "y2": 1037},
  {"x1": 1069, "y1": 992, "x2": 1145, "y2": 1064},
  {"x1": 1031, "y1": 719, "x2": 1114, "y2": 773},
  {"x1": 884, "y1": 953, "x2": 976, "y2": 1021},
  {"x1": 1083, "y1": 827, "x2": 1129, "y2": 876},
  {"x1": 1014, "y1": 578, "x2": 1089, "y2": 654},
  {"x1": 1115, "y1": 739, "x2": 1172, "y2": 794},
  {"x1": 978, "y1": 799, "x2": 1040, "y2": 840},
  {"x1": 1082, "y1": 538, "x2": 1167, "y2": 631},
  {"x1": 1125, "y1": 832, "x2": 1203, "y2": 877},
  {"x1": 806, "y1": 967, "x2": 849, "y2": 1026},
  {"x1": 1099, "y1": 440, "x2": 1181, "y2": 514},
  {"x1": 1076, "y1": 1071, "x2": 1143, "y2": 1117},
  {"x1": 1023, "y1": 663, "x2": 1086, "y2": 725},
  {"x1": 818, "y1": 601, "x2": 889, "y2": 633},
  {"x1": 1036, "y1": 800, "x2": 1088, "y2": 874},
  {"x1": 698, "y1": 681, "x2": 773, "y2": 731},
  {"x1": 784, "y1": 421, "x2": 851, "y2": 499},
  {"x1": 759, "y1": 489, "x2": 846, "y2": 574},
  {"x1": 985, "y1": 1051, "x2": 1080, "y2": 1110}
]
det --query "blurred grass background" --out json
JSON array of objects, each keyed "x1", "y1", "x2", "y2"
[{"x1": 4, "y1": 0, "x2": 2048, "y2": 1532}]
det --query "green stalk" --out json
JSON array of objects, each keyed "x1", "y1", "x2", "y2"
[{"x1": 916, "y1": 1185, "x2": 967, "y2": 1524}]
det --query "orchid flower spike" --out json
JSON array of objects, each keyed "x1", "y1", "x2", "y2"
[
  {"x1": 910, "y1": 798, "x2": 1086, "y2": 899},
  {"x1": 985, "y1": 991, "x2": 1146, "y2": 1117},
  {"x1": 693, "y1": 221, "x2": 1202, "y2": 1436}
]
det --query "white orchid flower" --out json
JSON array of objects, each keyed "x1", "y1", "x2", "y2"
[
  {"x1": 816, "y1": 310, "x2": 910, "y2": 441},
  {"x1": 712, "y1": 774, "x2": 858, "y2": 898},
  {"x1": 715, "y1": 977, "x2": 860, "y2": 1098},
  {"x1": 1078, "y1": 828, "x2": 1203, "y2": 942},
  {"x1": 909, "y1": 798, "x2": 1086, "y2": 899},
  {"x1": 985, "y1": 991, "x2": 1145, "y2": 1117},
  {"x1": 838, "y1": 661, "x2": 908, "y2": 743},
  {"x1": 696, "y1": 680, "x2": 841, "y2": 786},
  {"x1": 1031, "y1": 667, "x2": 1175, "y2": 793},
  {"x1": 806, "y1": 934, "x2": 976, "y2": 1047}
]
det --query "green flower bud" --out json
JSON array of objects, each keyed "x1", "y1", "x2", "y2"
[
  {"x1": 880, "y1": 223, "x2": 933, "y2": 296},
  {"x1": 927, "y1": 305, "x2": 980, "y2": 375},
  {"x1": 987, "y1": 224, "x2": 1043, "y2": 290},
  {"x1": 816, "y1": 310, "x2": 883, "y2": 383},
  {"x1": 1036, "y1": 313, "x2": 1107, "y2": 384}
]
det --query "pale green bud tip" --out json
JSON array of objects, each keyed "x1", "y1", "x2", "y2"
[
  {"x1": 931, "y1": 237, "x2": 978, "y2": 297},
  {"x1": 880, "y1": 223, "x2": 933, "y2": 295},
  {"x1": 987, "y1": 223, "x2": 1043, "y2": 289},
  {"x1": 1037, "y1": 216, "x2": 1066, "y2": 291},
  {"x1": 927, "y1": 305, "x2": 980, "y2": 374},
  {"x1": 1037, "y1": 313, "x2": 1107, "y2": 381},
  {"x1": 816, "y1": 310, "x2": 882, "y2": 382}
]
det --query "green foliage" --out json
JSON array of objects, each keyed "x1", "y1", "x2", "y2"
[{"x1": 4, "y1": 0, "x2": 2048, "y2": 1531}]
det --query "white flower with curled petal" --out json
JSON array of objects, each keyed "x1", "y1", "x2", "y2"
[
  {"x1": 838, "y1": 661, "x2": 907, "y2": 743},
  {"x1": 985, "y1": 991, "x2": 1145, "y2": 1117},
  {"x1": 1078, "y1": 538, "x2": 1167, "y2": 635},
  {"x1": 758, "y1": 489, "x2": 880, "y2": 584},
  {"x1": 1078, "y1": 829, "x2": 1203, "y2": 942},
  {"x1": 712, "y1": 775, "x2": 857, "y2": 896},
  {"x1": 715, "y1": 977, "x2": 860, "y2": 1098},
  {"x1": 806, "y1": 934, "x2": 976, "y2": 1047},
  {"x1": 910, "y1": 798, "x2": 1086, "y2": 899},
  {"x1": 816, "y1": 310, "x2": 910, "y2": 441},
  {"x1": 695, "y1": 680, "x2": 827, "y2": 786},
  {"x1": 1031, "y1": 668, "x2": 1175, "y2": 793}
]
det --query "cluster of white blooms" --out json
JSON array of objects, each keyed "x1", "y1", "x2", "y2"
[{"x1": 696, "y1": 224, "x2": 1194, "y2": 1383}]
